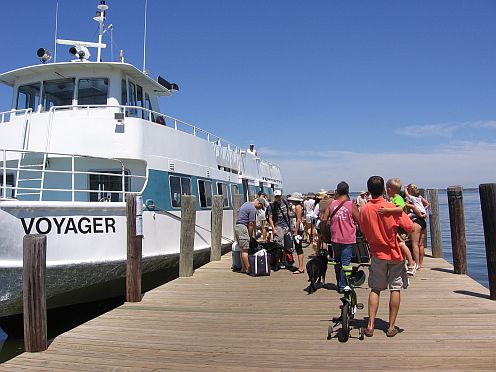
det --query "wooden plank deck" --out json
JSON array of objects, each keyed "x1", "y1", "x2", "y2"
[{"x1": 1, "y1": 247, "x2": 496, "y2": 371}]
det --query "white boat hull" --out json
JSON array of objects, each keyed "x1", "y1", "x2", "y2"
[{"x1": 0, "y1": 201, "x2": 234, "y2": 317}]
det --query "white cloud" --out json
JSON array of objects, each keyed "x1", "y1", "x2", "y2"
[
  {"x1": 261, "y1": 141, "x2": 496, "y2": 192},
  {"x1": 394, "y1": 120, "x2": 496, "y2": 138}
]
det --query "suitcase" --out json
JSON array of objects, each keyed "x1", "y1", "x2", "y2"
[
  {"x1": 248, "y1": 249, "x2": 270, "y2": 276},
  {"x1": 231, "y1": 242, "x2": 242, "y2": 272}
]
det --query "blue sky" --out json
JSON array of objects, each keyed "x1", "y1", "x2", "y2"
[{"x1": 0, "y1": 0, "x2": 495, "y2": 192}]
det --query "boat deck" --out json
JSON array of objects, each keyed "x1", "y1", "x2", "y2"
[{"x1": 1, "y1": 247, "x2": 496, "y2": 371}]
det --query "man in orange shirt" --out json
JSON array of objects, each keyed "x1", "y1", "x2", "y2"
[{"x1": 359, "y1": 176, "x2": 414, "y2": 337}]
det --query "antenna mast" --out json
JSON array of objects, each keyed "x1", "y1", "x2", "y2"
[
  {"x1": 143, "y1": 0, "x2": 148, "y2": 73},
  {"x1": 94, "y1": 1, "x2": 108, "y2": 62},
  {"x1": 53, "y1": 1, "x2": 59, "y2": 62}
]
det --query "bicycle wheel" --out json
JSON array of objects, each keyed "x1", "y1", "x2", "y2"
[{"x1": 341, "y1": 302, "x2": 349, "y2": 342}]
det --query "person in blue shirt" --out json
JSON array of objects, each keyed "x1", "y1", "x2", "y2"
[{"x1": 235, "y1": 198, "x2": 264, "y2": 273}]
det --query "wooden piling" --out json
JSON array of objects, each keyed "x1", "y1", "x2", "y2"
[
  {"x1": 210, "y1": 195, "x2": 223, "y2": 261},
  {"x1": 23, "y1": 234, "x2": 47, "y2": 352},
  {"x1": 427, "y1": 188, "x2": 443, "y2": 258},
  {"x1": 180, "y1": 195, "x2": 196, "y2": 277},
  {"x1": 232, "y1": 194, "x2": 243, "y2": 232},
  {"x1": 479, "y1": 183, "x2": 496, "y2": 300},
  {"x1": 447, "y1": 186, "x2": 467, "y2": 274},
  {"x1": 126, "y1": 193, "x2": 142, "y2": 302}
]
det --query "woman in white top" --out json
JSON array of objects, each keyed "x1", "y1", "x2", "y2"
[{"x1": 405, "y1": 184, "x2": 430, "y2": 269}]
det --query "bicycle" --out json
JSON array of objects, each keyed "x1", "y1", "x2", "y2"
[{"x1": 327, "y1": 263, "x2": 367, "y2": 342}]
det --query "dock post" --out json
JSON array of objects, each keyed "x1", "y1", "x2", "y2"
[
  {"x1": 126, "y1": 193, "x2": 143, "y2": 302},
  {"x1": 426, "y1": 188, "x2": 443, "y2": 258},
  {"x1": 478, "y1": 183, "x2": 496, "y2": 300},
  {"x1": 232, "y1": 194, "x2": 243, "y2": 233},
  {"x1": 23, "y1": 234, "x2": 47, "y2": 352},
  {"x1": 180, "y1": 195, "x2": 196, "y2": 277},
  {"x1": 447, "y1": 186, "x2": 467, "y2": 274},
  {"x1": 211, "y1": 195, "x2": 224, "y2": 261}
]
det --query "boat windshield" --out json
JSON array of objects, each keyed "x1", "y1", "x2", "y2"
[
  {"x1": 16, "y1": 82, "x2": 41, "y2": 111},
  {"x1": 16, "y1": 77, "x2": 109, "y2": 112}
]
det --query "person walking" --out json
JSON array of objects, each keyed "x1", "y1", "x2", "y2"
[
  {"x1": 288, "y1": 192, "x2": 305, "y2": 274},
  {"x1": 359, "y1": 176, "x2": 413, "y2": 338},
  {"x1": 328, "y1": 181, "x2": 359, "y2": 292},
  {"x1": 268, "y1": 190, "x2": 292, "y2": 268},
  {"x1": 234, "y1": 197, "x2": 265, "y2": 273}
]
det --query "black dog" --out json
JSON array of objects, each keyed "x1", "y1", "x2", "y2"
[{"x1": 306, "y1": 249, "x2": 328, "y2": 294}]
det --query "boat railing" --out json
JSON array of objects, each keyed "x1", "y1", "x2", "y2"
[
  {"x1": 0, "y1": 108, "x2": 32, "y2": 124},
  {"x1": 48, "y1": 105, "x2": 243, "y2": 155},
  {"x1": 0, "y1": 148, "x2": 146, "y2": 202}
]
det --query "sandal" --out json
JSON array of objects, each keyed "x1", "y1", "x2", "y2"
[
  {"x1": 293, "y1": 269, "x2": 305, "y2": 274},
  {"x1": 386, "y1": 328, "x2": 399, "y2": 337},
  {"x1": 364, "y1": 328, "x2": 374, "y2": 337}
]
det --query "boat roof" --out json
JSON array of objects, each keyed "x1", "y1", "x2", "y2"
[{"x1": 0, "y1": 62, "x2": 171, "y2": 96}]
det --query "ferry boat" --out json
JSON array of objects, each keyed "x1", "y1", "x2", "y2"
[{"x1": 0, "y1": 1, "x2": 282, "y2": 317}]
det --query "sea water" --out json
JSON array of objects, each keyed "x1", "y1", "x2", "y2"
[{"x1": 436, "y1": 189, "x2": 488, "y2": 288}]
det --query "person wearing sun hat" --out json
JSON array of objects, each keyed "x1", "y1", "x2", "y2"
[
  {"x1": 355, "y1": 190, "x2": 370, "y2": 212},
  {"x1": 288, "y1": 192, "x2": 305, "y2": 273}
]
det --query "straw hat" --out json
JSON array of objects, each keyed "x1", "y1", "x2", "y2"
[
  {"x1": 287, "y1": 192, "x2": 304, "y2": 202},
  {"x1": 316, "y1": 191, "x2": 327, "y2": 199}
]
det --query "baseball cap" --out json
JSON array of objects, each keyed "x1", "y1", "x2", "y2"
[{"x1": 274, "y1": 190, "x2": 282, "y2": 196}]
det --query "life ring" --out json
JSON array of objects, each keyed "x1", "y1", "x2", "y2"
[{"x1": 156, "y1": 116, "x2": 166, "y2": 125}]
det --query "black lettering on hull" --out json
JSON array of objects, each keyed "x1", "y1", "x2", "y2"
[{"x1": 19, "y1": 217, "x2": 118, "y2": 235}]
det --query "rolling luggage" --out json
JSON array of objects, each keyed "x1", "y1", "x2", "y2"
[{"x1": 231, "y1": 241, "x2": 242, "y2": 272}]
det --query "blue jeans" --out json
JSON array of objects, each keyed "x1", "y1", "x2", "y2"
[{"x1": 332, "y1": 243, "x2": 353, "y2": 290}]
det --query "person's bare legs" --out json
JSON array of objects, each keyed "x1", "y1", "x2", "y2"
[
  {"x1": 419, "y1": 228, "x2": 427, "y2": 267},
  {"x1": 410, "y1": 223, "x2": 422, "y2": 268},
  {"x1": 298, "y1": 253, "x2": 304, "y2": 272},
  {"x1": 240, "y1": 249, "x2": 250, "y2": 273},
  {"x1": 367, "y1": 289, "x2": 380, "y2": 332},
  {"x1": 388, "y1": 290, "x2": 401, "y2": 331},
  {"x1": 399, "y1": 241, "x2": 414, "y2": 270}
]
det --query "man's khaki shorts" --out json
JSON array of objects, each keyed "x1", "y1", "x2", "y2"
[
  {"x1": 368, "y1": 256, "x2": 408, "y2": 291},
  {"x1": 234, "y1": 224, "x2": 250, "y2": 250}
]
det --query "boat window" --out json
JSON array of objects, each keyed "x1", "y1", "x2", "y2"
[
  {"x1": 16, "y1": 82, "x2": 41, "y2": 111},
  {"x1": 170, "y1": 175, "x2": 192, "y2": 208},
  {"x1": 231, "y1": 184, "x2": 239, "y2": 204},
  {"x1": 42, "y1": 79, "x2": 75, "y2": 111},
  {"x1": 89, "y1": 170, "x2": 129, "y2": 202},
  {"x1": 77, "y1": 78, "x2": 108, "y2": 105},
  {"x1": 145, "y1": 93, "x2": 155, "y2": 121},
  {"x1": 121, "y1": 79, "x2": 127, "y2": 106},
  {"x1": 248, "y1": 185, "x2": 257, "y2": 202},
  {"x1": 127, "y1": 81, "x2": 137, "y2": 117},
  {"x1": 136, "y1": 85, "x2": 144, "y2": 119},
  {"x1": 198, "y1": 180, "x2": 213, "y2": 208},
  {"x1": 216, "y1": 182, "x2": 229, "y2": 207},
  {"x1": 0, "y1": 174, "x2": 15, "y2": 198}
]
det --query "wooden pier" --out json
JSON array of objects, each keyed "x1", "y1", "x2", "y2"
[{"x1": 1, "y1": 247, "x2": 495, "y2": 371}]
